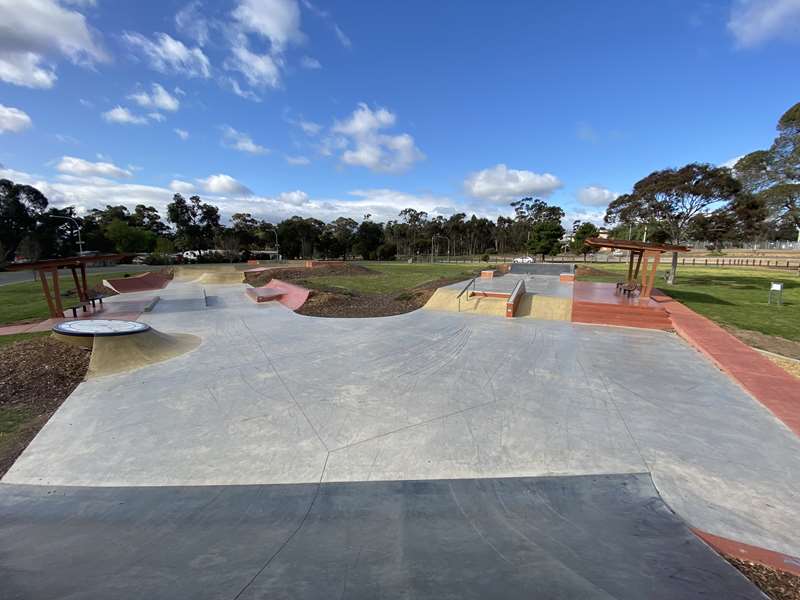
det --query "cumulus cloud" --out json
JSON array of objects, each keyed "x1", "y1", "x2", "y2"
[
  {"x1": 330, "y1": 103, "x2": 424, "y2": 173},
  {"x1": 101, "y1": 106, "x2": 149, "y2": 125},
  {"x1": 129, "y1": 83, "x2": 180, "y2": 111},
  {"x1": 464, "y1": 164, "x2": 562, "y2": 203},
  {"x1": 220, "y1": 125, "x2": 268, "y2": 154},
  {"x1": 300, "y1": 55, "x2": 321, "y2": 69},
  {"x1": 0, "y1": 104, "x2": 32, "y2": 134},
  {"x1": 123, "y1": 31, "x2": 210, "y2": 77},
  {"x1": 0, "y1": 0, "x2": 107, "y2": 88},
  {"x1": 225, "y1": 37, "x2": 282, "y2": 89},
  {"x1": 169, "y1": 179, "x2": 195, "y2": 193},
  {"x1": 175, "y1": 1, "x2": 210, "y2": 46},
  {"x1": 233, "y1": 0, "x2": 304, "y2": 52},
  {"x1": 197, "y1": 173, "x2": 252, "y2": 195},
  {"x1": 576, "y1": 185, "x2": 619, "y2": 206},
  {"x1": 728, "y1": 0, "x2": 800, "y2": 47},
  {"x1": 56, "y1": 156, "x2": 132, "y2": 179},
  {"x1": 174, "y1": 128, "x2": 190, "y2": 140},
  {"x1": 285, "y1": 155, "x2": 310, "y2": 165}
]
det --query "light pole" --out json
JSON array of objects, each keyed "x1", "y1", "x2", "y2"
[
  {"x1": 49, "y1": 215, "x2": 85, "y2": 254},
  {"x1": 265, "y1": 227, "x2": 280, "y2": 261},
  {"x1": 431, "y1": 234, "x2": 450, "y2": 263}
]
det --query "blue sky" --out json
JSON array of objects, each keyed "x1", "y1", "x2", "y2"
[{"x1": 0, "y1": 0, "x2": 799, "y2": 225}]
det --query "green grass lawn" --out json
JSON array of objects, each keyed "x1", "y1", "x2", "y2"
[
  {"x1": 0, "y1": 271, "x2": 134, "y2": 325},
  {"x1": 0, "y1": 332, "x2": 49, "y2": 347},
  {"x1": 302, "y1": 262, "x2": 489, "y2": 295},
  {"x1": 579, "y1": 264, "x2": 800, "y2": 341}
]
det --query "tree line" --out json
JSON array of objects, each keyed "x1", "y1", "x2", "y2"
[
  {"x1": 2, "y1": 102, "x2": 797, "y2": 267},
  {"x1": 0, "y1": 185, "x2": 579, "y2": 265}
]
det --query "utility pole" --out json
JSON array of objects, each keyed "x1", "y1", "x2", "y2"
[{"x1": 49, "y1": 215, "x2": 85, "y2": 254}]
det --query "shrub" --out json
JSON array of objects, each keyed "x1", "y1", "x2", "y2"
[{"x1": 377, "y1": 242, "x2": 398, "y2": 261}]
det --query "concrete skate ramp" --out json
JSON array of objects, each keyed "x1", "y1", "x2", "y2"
[
  {"x1": 102, "y1": 271, "x2": 170, "y2": 293},
  {"x1": 515, "y1": 293, "x2": 573, "y2": 320},
  {"x1": 88, "y1": 329, "x2": 201, "y2": 378},
  {"x1": 265, "y1": 278, "x2": 309, "y2": 310},
  {"x1": 0, "y1": 474, "x2": 761, "y2": 599},
  {"x1": 423, "y1": 287, "x2": 507, "y2": 316},
  {"x1": 510, "y1": 262, "x2": 574, "y2": 275},
  {"x1": 191, "y1": 270, "x2": 246, "y2": 285}
]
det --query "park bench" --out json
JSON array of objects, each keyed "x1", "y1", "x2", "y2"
[{"x1": 65, "y1": 294, "x2": 105, "y2": 318}]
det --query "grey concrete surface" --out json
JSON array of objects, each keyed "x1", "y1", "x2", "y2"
[
  {"x1": 0, "y1": 474, "x2": 764, "y2": 600},
  {"x1": 510, "y1": 262, "x2": 574, "y2": 275},
  {"x1": 4, "y1": 280, "x2": 800, "y2": 560},
  {"x1": 449, "y1": 273, "x2": 573, "y2": 297}
]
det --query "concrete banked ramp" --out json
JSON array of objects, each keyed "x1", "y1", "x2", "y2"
[
  {"x1": 0, "y1": 473, "x2": 762, "y2": 599},
  {"x1": 102, "y1": 271, "x2": 170, "y2": 293}
]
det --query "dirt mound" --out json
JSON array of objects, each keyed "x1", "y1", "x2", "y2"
[
  {"x1": 296, "y1": 288, "x2": 434, "y2": 318},
  {"x1": 249, "y1": 263, "x2": 375, "y2": 287}
]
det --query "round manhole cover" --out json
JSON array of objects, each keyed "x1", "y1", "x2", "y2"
[{"x1": 52, "y1": 320, "x2": 151, "y2": 337}]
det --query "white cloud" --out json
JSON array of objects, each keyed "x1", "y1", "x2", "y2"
[
  {"x1": 333, "y1": 24, "x2": 352, "y2": 48},
  {"x1": 0, "y1": 104, "x2": 32, "y2": 134},
  {"x1": 225, "y1": 38, "x2": 282, "y2": 88},
  {"x1": 101, "y1": 106, "x2": 148, "y2": 125},
  {"x1": 169, "y1": 179, "x2": 195, "y2": 193},
  {"x1": 232, "y1": 0, "x2": 304, "y2": 52},
  {"x1": 197, "y1": 173, "x2": 252, "y2": 195},
  {"x1": 330, "y1": 103, "x2": 424, "y2": 173},
  {"x1": 298, "y1": 119, "x2": 321, "y2": 135},
  {"x1": 720, "y1": 155, "x2": 745, "y2": 170},
  {"x1": 221, "y1": 125, "x2": 268, "y2": 154},
  {"x1": 147, "y1": 112, "x2": 166, "y2": 122},
  {"x1": 300, "y1": 55, "x2": 321, "y2": 69},
  {"x1": 62, "y1": 0, "x2": 97, "y2": 6},
  {"x1": 123, "y1": 31, "x2": 210, "y2": 77},
  {"x1": 285, "y1": 155, "x2": 310, "y2": 165},
  {"x1": 129, "y1": 83, "x2": 180, "y2": 111},
  {"x1": 576, "y1": 185, "x2": 619, "y2": 206},
  {"x1": 56, "y1": 156, "x2": 132, "y2": 179},
  {"x1": 464, "y1": 164, "x2": 562, "y2": 203},
  {"x1": 174, "y1": 128, "x2": 190, "y2": 140},
  {"x1": 276, "y1": 190, "x2": 309, "y2": 206},
  {"x1": 728, "y1": 0, "x2": 800, "y2": 47},
  {"x1": 175, "y1": 1, "x2": 210, "y2": 46},
  {"x1": 0, "y1": 0, "x2": 107, "y2": 88}
]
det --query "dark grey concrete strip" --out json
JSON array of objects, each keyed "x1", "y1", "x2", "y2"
[{"x1": 0, "y1": 474, "x2": 763, "y2": 600}]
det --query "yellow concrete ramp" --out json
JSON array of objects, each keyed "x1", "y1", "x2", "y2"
[
  {"x1": 515, "y1": 294, "x2": 572, "y2": 321},
  {"x1": 87, "y1": 330, "x2": 201, "y2": 378},
  {"x1": 422, "y1": 288, "x2": 507, "y2": 316},
  {"x1": 191, "y1": 271, "x2": 246, "y2": 285}
]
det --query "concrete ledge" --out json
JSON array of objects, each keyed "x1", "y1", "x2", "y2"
[
  {"x1": 506, "y1": 279, "x2": 526, "y2": 317},
  {"x1": 480, "y1": 270, "x2": 495, "y2": 279},
  {"x1": 560, "y1": 273, "x2": 575, "y2": 282}
]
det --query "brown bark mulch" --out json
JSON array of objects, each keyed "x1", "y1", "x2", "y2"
[
  {"x1": 0, "y1": 337, "x2": 89, "y2": 476},
  {"x1": 248, "y1": 263, "x2": 376, "y2": 287},
  {"x1": 726, "y1": 556, "x2": 800, "y2": 600},
  {"x1": 295, "y1": 276, "x2": 469, "y2": 318}
]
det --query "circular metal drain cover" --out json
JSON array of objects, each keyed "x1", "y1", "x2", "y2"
[{"x1": 52, "y1": 320, "x2": 151, "y2": 337}]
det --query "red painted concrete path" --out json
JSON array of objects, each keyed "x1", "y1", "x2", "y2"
[{"x1": 653, "y1": 293, "x2": 800, "y2": 437}]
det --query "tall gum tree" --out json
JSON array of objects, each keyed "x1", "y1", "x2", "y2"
[{"x1": 605, "y1": 163, "x2": 740, "y2": 282}]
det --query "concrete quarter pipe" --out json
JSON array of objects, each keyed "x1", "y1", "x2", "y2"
[{"x1": 0, "y1": 473, "x2": 761, "y2": 599}]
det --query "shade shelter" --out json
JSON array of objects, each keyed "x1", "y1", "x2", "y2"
[
  {"x1": 584, "y1": 238, "x2": 690, "y2": 299},
  {"x1": 5, "y1": 255, "x2": 125, "y2": 318}
]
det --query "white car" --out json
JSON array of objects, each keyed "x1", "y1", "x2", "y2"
[{"x1": 513, "y1": 256, "x2": 535, "y2": 264}]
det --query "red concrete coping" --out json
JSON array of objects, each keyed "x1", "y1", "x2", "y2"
[
  {"x1": 480, "y1": 270, "x2": 495, "y2": 279},
  {"x1": 264, "y1": 278, "x2": 310, "y2": 310},
  {"x1": 506, "y1": 279, "x2": 526, "y2": 318},
  {"x1": 693, "y1": 528, "x2": 800, "y2": 577},
  {"x1": 559, "y1": 273, "x2": 575, "y2": 282},
  {"x1": 655, "y1": 294, "x2": 800, "y2": 437},
  {"x1": 103, "y1": 272, "x2": 170, "y2": 294},
  {"x1": 245, "y1": 286, "x2": 285, "y2": 303}
]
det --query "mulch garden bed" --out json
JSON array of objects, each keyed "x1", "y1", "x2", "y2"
[
  {"x1": 247, "y1": 263, "x2": 376, "y2": 287},
  {"x1": 725, "y1": 556, "x2": 800, "y2": 600},
  {"x1": 0, "y1": 337, "x2": 89, "y2": 476},
  {"x1": 295, "y1": 275, "x2": 471, "y2": 318}
]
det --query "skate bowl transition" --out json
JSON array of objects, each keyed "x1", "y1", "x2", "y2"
[
  {"x1": 52, "y1": 319, "x2": 200, "y2": 378},
  {"x1": 245, "y1": 278, "x2": 310, "y2": 310},
  {"x1": 102, "y1": 271, "x2": 171, "y2": 294}
]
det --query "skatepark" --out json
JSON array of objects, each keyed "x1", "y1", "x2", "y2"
[{"x1": 1, "y1": 263, "x2": 799, "y2": 598}]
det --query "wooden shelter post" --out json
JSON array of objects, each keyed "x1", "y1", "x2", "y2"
[
  {"x1": 49, "y1": 268, "x2": 64, "y2": 317},
  {"x1": 38, "y1": 270, "x2": 58, "y2": 318},
  {"x1": 70, "y1": 266, "x2": 87, "y2": 302}
]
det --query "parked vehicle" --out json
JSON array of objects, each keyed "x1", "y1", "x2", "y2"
[{"x1": 513, "y1": 256, "x2": 535, "y2": 264}]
